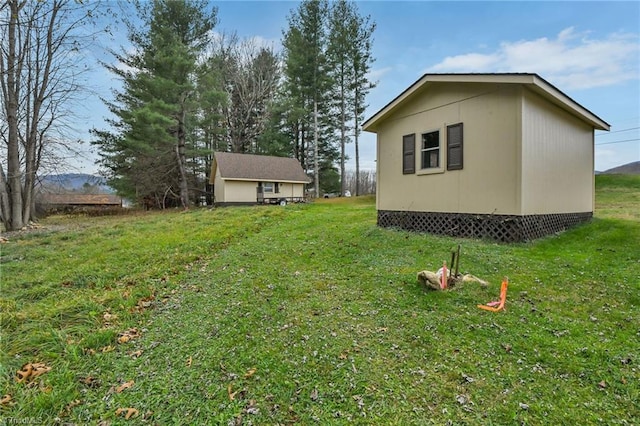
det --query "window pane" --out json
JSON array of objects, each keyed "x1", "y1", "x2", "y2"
[
  {"x1": 420, "y1": 130, "x2": 440, "y2": 169},
  {"x1": 422, "y1": 132, "x2": 439, "y2": 149},
  {"x1": 421, "y1": 149, "x2": 440, "y2": 168},
  {"x1": 430, "y1": 151, "x2": 439, "y2": 168}
]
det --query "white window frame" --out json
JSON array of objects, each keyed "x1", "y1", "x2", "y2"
[{"x1": 418, "y1": 129, "x2": 443, "y2": 174}]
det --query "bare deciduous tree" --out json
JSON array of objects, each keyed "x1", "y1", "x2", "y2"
[
  {"x1": 0, "y1": 0, "x2": 101, "y2": 230},
  {"x1": 207, "y1": 33, "x2": 281, "y2": 154},
  {"x1": 344, "y1": 169, "x2": 376, "y2": 195}
]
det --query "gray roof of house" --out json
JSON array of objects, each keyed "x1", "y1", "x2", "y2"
[
  {"x1": 363, "y1": 73, "x2": 610, "y2": 132},
  {"x1": 212, "y1": 152, "x2": 310, "y2": 183}
]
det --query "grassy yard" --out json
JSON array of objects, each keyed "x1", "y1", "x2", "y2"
[{"x1": 1, "y1": 176, "x2": 639, "y2": 425}]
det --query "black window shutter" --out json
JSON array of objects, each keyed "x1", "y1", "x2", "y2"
[
  {"x1": 447, "y1": 123, "x2": 463, "y2": 171},
  {"x1": 403, "y1": 134, "x2": 416, "y2": 174}
]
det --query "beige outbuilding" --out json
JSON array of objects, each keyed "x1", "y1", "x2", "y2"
[
  {"x1": 363, "y1": 73, "x2": 610, "y2": 242},
  {"x1": 209, "y1": 152, "x2": 310, "y2": 206}
]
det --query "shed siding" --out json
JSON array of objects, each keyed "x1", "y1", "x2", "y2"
[
  {"x1": 214, "y1": 167, "x2": 225, "y2": 202},
  {"x1": 520, "y1": 88, "x2": 594, "y2": 214},
  {"x1": 222, "y1": 180, "x2": 258, "y2": 203},
  {"x1": 274, "y1": 182, "x2": 305, "y2": 199},
  {"x1": 215, "y1": 176, "x2": 305, "y2": 203},
  {"x1": 376, "y1": 83, "x2": 523, "y2": 215}
]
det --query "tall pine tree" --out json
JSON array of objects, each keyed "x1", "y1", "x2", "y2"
[
  {"x1": 327, "y1": 0, "x2": 357, "y2": 196},
  {"x1": 279, "y1": 0, "x2": 375, "y2": 196},
  {"x1": 327, "y1": 0, "x2": 376, "y2": 196},
  {"x1": 93, "y1": 0, "x2": 216, "y2": 208},
  {"x1": 350, "y1": 6, "x2": 376, "y2": 196},
  {"x1": 282, "y1": 0, "x2": 337, "y2": 197}
]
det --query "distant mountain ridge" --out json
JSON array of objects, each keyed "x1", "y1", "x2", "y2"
[
  {"x1": 39, "y1": 173, "x2": 113, "y2": 193},
  {"x1": 600, "y1": 161, "x2": 640, "y2": 175}
]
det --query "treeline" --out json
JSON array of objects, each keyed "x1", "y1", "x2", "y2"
[
  {"x1": 344, "y1": 170, "x2": 376, "y2": 196},
  {"x1": 92, "y1": 0, "x2": 376, "y2": 209}
]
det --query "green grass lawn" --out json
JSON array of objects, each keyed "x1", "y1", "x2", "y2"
[{"x1": 1, "y1": 176, "x2": 639, "y2": 424}]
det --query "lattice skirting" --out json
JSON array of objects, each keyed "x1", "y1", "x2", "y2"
[{"x1": 377, "y1": 210, "x2": 592, "y2": 243}]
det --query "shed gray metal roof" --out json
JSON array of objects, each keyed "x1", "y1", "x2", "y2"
[
  {"x1": 363, "y1": 73, "x2": 610, "y2": 132},
  {"x1": 211, "y1": 152, "x2": 310, "y2": 184}
]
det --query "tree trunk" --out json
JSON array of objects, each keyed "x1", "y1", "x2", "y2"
[
  {"x1": 355, "y1": 110, "x2": 360, "y2": 197},
  {"x1": 22, "y1": 2, "x2": 59, "y2": 225},
  {"x1": 0, "y1": 163, "x2": 12, "y2": 228},
  {"x1": 22, "y1": 144, "x2": 36, "y2": 226},
  {"x1": 176, "y1": 103, "x2": 190, "y2": 209},
  {"x1": 354, "y1": 82, "x2": 361, "y2": 197},
  {"x1": 340, "y1": 81, "x2": 346, "y2": 197},
  {"x1": 4, "y1": 0, "x2": 24, "y2": 231},
  {"x1": 313, "y1": 99, "x2": 319, "y2": 197}
]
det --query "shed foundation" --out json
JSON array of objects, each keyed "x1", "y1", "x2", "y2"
[{"x1": 377, "y1": 210, "x2": 592, "y2": 243}]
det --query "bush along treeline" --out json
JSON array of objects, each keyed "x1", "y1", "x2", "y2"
[{"x1": 91, "y1": 0, "x2": 376, "y2": 209}]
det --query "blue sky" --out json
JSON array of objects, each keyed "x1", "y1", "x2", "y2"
[{"x1": 79, "y1": 0, "x2": 640, "y2": 174}]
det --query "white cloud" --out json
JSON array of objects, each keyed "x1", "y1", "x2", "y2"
[
  {"x1": 367, "y1": 66, "x2": 393, "y2": 83},
  {"x1": 426, "y1": 28, "x2": 639, "y2": 90},
  {"x1": 429, "y1": 53, "x2": 501, "y2": 72}
]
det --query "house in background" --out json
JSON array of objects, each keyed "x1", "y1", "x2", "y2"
[
  {"x1": 363, "y1": 73, "x2": 610, "y2": 242},
  {"x1": 210, "y1": 152, "x2": 310, "y2": 206},
  {"x1": 38, "y1": 194, "x2": 123, "y2": 212}
]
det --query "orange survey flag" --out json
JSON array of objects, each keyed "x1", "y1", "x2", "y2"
[{"x1": 478, "y1": 277, "x2": 508, "y2": 312}]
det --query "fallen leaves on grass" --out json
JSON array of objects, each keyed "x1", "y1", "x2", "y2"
[
  {"x1": 244, "y1": 368, "x2": 256, "y2": 378},
  {"x1": 353, "y1": 395, "x2": 365, "y2": 410},
  {"x1": 186, "y1": 356, "x2": 192, "y2": 367},
  {"x1": 138, "y1": 295, "x2": 155, "y2": 308},
  {"x1": 101, "y1": 345, "x2": 115, "y2": 353},
  {"x1": 117, "y1": 328, "x2": 141, "y2": 344},
  {"x1": 132, "y1": 295, "x2": 155, "y2": 313},
  {"x1": 129, "y1": 350, "x2": 143, "y2": 359},
  {"x1": 79, "y1": 376, "x2": 100, "y2": 388},
  {"x1": 60, "y1": 399, "x2": 82, "y2": 416},
  {"x1": 115, "y1": 380, "x2": 135, "y2": 393},
  {"x1": 456, "y1": 394, "x2": 469, "y2": 405},
  {"x1": 115, "y1": 407, "x2": 139, "y2": 420},
  {"x1": 245, "y1": 399, "x2": 260, "y2": 415},
  {"x1": 228, "y1": 384, "x2": 237, "y2": 401},
  {"x1": 1, "y1": 394, "x2": 13, "y2": 406},
  {"x1": 15, "y1": 362, "x2": 51, "y2": 384},
  {"x1": 102, "y1": 312, "x2": 118, "y2": 326}
]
